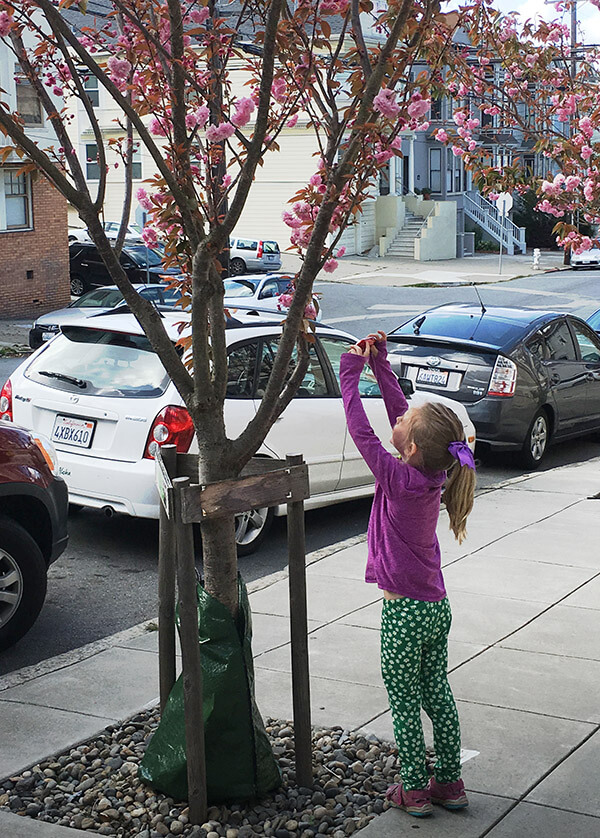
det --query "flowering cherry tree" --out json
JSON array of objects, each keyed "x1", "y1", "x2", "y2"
[
  {"x1": 429, "y1": 2, "x2": 600, "y2": 255},
  {"x1": 0, "y1": 0, "x2": 461, "y2": 613}
]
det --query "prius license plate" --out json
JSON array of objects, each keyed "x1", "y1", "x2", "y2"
[
  {"x1": 52, "y1": 415, "x2": 96, "y2": 448},
  {"x1": 416, "y1": 368, "x2": 449, "y2": 387}
]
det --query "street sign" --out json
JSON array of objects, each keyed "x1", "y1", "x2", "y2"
[{"x1": 495, "y1": 192, "x2": 513, "y2": 216}]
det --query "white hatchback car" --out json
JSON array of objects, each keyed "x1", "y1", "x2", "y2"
[
  {"x1": 224, "y1": 274, "x2": 322, "y2": 321},
  {"x1": 1, "y1": 313, "x2": 476, "y2": 553}
]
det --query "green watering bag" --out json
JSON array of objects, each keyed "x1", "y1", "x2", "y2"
[{"x1": 139, "y1": 576, "x2": 281, "y2": 803}]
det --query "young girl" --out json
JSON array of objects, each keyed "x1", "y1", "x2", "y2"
[{"x1": 340, "y1": 330, "x2": 476, "y2": 818}]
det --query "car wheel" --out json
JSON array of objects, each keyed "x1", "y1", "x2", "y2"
[
  {"x1": 229, "y1": 257, "x2": 246, "y2": 276},
  {"x1": 521, "y1": 408, "x2": 549, "y2": 469},
  {"x1": 0, "y1": 516, "x2": 48, "y2": 652},
  {"x1": 235, "y1": 506, "x2": 274, "y2": 556},
  {"x1": 70, "y1": 274, "x2": 88, "y2": 296}
]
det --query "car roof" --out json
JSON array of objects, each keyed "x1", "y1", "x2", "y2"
[
  {"x1": 56, "y1": 310, "x2": 348, "y2": 343},
  {"x1": 391, "y1": 304, "x2": 568, "y2": 351}
]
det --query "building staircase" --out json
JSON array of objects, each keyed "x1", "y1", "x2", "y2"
[
  {"x1": 463, "y1": 190, "x2": 526, "y2": 255},
  {"x1": 385, "y1": 212, "x2": 424, "y2": 258}
]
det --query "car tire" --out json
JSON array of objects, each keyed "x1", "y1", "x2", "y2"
[
  {"x1": 521, "y1": 408, "x2": 549, "y2": 469},
  {"x1": 0, "y1": 516, "x2": 48, "y2": 652},
  {"x1": 70, "y1": 274, "x2": 88, "y2": 296},
  {"x1": 235, "y1": 506, "x2": 274, "y2": 556},
  {"x1": 229, "y1": 257, "x2": 246, "y2": 276}
]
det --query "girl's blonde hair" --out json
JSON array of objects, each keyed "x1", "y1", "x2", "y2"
[{"x1": 410, "y1": 402, "x2": 476, "y2": 544}]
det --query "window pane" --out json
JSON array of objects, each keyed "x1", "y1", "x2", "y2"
[
  {"x1": 257, "y1": 339, "x2": 328, "y2": 398},
  {"x1": 86, "y1": 144, "x2": 100, "y2": 180},
  {"x1": 320, "y1": 338, "x2": 381, "y2": 397},
  {"x1": 226, "y1": 342, "x2": 257, "y2": 397},
  {"x1": 84, "y1": 76, "x2": 99, "y2": 108},
  {"x1": 571, "y1": 323, "x2": 600, "y2": 362},
  {"x1": 4, "y1": 170, "x2": 29, "y2": 228},
  {"x1": 429, "y1": 148, "x2": 441, "y2": 193},
  {"x1": 16, "y1": 78, "x2": 42, "y2": 124},
  {"x1": 541, "y1": 321, "x2": 576, "y2": 362}
]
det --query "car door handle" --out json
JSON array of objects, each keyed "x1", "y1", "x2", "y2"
[
  {"x1": 549, "y1": 373, "x2": 561, "y2": 385},
  {"x1": 586, "y1": 371, "x2": 600, "y2": 381},
  {"x1": 80, "y1": 262, "x2": 89, "y2": 267}
]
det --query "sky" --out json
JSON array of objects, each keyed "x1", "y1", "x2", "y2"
[{"x1": 487, "y1": 0, "x2": 598, "y2": 44}]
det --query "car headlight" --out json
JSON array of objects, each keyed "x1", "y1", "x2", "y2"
[{"x1": 33, "y1": 433, "x2": 60, "y2": 475}]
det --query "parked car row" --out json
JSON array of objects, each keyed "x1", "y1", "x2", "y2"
[{"x1": 2, "y1": 311, "x2": 475, "y2": 558}]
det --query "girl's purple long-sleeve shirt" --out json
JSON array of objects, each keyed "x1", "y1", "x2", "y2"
[{"x1": 340, "y1": 346, "x2": 447, "y2": 601}]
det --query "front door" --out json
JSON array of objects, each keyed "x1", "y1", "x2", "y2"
[
  {"x1": 569, "y1": 319, "x2": 600, "y2": 426},
  {"x1": 538, "y1": 318, "x2": 588, "y2": 431}
]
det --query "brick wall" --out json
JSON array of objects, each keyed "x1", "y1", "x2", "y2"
[{"x1": 0, "y1": 171, "x2": 70, "y2": 318}]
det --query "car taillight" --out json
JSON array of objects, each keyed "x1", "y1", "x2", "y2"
[
  {"x1": 257, "y1": 240, "x2": 263, "y2": 258},
  {"x1": 488, "y1": 356, "x2": 517, "y2": 397},
  {"x1": 0, "y1": 379, "x2": 13, "y2": 421},
  {"x1": 144, "y1": 405, "x2": 195, "y2": 459}
]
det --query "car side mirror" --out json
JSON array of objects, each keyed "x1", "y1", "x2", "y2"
[{"x1": 397, "y1": 376, "x2": 414, "y2": 396}]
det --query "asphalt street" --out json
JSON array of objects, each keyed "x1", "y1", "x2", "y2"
[{"x1": 1, "y1": 267, "x2": 599, "y2": 675}]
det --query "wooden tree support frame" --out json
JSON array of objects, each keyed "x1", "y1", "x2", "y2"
[{"x1": 156, "y1": 445, "x2": 312, "y2": 824}]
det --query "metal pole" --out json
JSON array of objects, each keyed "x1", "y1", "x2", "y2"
[
  {"x1": 498, "y1": 208, "x2": 504, "y2": 275},
  {"x1": 286, "y1": 453, "x2": 313, "y2": 789},
  {"x1": 158, "y1": 444, "x2": 178, "y2": 712},
  {"x1": 173, "y1": 475, "x2": 207, "y2": 825}
]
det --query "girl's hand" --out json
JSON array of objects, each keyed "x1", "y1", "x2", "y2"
[
  {"x1": 366, "y1": 330, "x2": 387, "y2": 345},
  {"x1": 348, "y1": 342, "x2": 371, "y2": 357}
]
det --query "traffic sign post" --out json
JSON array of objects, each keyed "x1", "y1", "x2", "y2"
[{"x1": 495, "y1": 192, "x2": 513, "y2": 275}]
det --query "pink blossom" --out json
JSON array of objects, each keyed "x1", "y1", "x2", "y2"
[
  {"x1": 107, "y1": 56, "x2": 131, "y2": 85},
  {"x1": 336, "y1": 247, "x2": 346, "y2": 257},
  {"x1": 323, "y1": 258, "x2": 338, "y2": 273},
  {"x1": 221, "y1": 174, "x2": 232, "y2": 188},
  {"x1": 277, "y1": 293, "x2": 294, "y2": 310},
  {"x1": 468, "y1": 140, "x2": 477, "y2": 152},
  {"x1": 53, "y1": 86, "x2": 63, "y2": 96},
  {"x1": 375, "y1": 150, "x2": 393, "y2": 165},
  {"x1": 271, "y1": 77, "x2": 287, "y2": 104},
  {"x1": 525, "y1": 54, "x2": 536, "y2": 68},
  {"x1": 287, "y1": 113, "x2": 299, "y2": 128},
  {"x1": 453, "y1": 111, "x2": 466, "y2": 126},
  {"x1": 190, "y1": 7, "x2": 210, "y2": 24},
  {"x1": 415, "y1": 121, "x2": 429, "y2": 132},
  {"x1": 136, "y1": 188, "x2": 153, "y2": 211},
  {"x1": 142, "y1": 227, "x2": 159, "y2": 247},
  {"x1": 309, "y1": 173, "x2": 322, "y2": 186},
  {"x1": 581, "y1": 145, "x2": 593, "y2": 160},
  {"x1": 579, "y1": 116, "x2": 594, "y2": 138},
  {"x1": 0, "y1": 11, "x2": 13, "y2": 37},
  {"x1": 564, "y1": 175, "x2": 581, "y2": 191},
  {"x1": 407, "y1": 95, "x2": 431, "y2": 119},
  {"x1": 373, "y1": 88, "x2": 400, "y2": 119},
  {"x1": 435, "y1": 129, "x2": 448, "y2": 143},
  {"x1": 282, "y1": 210, "x2": 303, "y2": 229},
  {"x1": 149, "y1": 117, "x2": 168, "y2": 137},
  {"x1": 584, "y1": 179, "x2": 595, "y2": 201},
  {"x1": 466, "y1": 118, "x2": 480, "y2": 130},
  {"x1": 391, "y1": 136, "x2": 402, "y2": 150},
  {"x1": 205, "y1": 122, "x2": 235, "y2": 142},
  {"x1": 452, "y1": 145, "x2": 465, "y2": 157},
  {"x1": 536, "y1": 199, "x2": 563, "y2": 217},
  {"x1": 231, "y1": 97, "x2": 255, "y2": 128},
  {"x1": 488, "y1": 192, "x2": 499, "y2": 201}
]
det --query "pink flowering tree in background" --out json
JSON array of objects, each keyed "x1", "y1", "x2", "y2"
[
  {"x1": 431, "y1": 2, "x2": 600, "y2": 256},
  {"x1": 0, "y1": 0, "x2": 469, "y2": 614}
]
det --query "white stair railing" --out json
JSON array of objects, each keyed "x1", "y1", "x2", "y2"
[{"x1": 463, "y1": 191, "x2": 526, "y2": 255}]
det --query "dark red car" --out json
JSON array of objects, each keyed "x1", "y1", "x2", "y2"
[{"x1": 0, "y1": 421, "x2": 68, "y2": 651}]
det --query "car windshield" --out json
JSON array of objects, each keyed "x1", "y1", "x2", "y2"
[
  {"x1": 25, "y1": 327, "x2": 170, "y2": 398},
  {"x1": 223, "y1": 279, "x2": 260, "y2": 298},
  {"x1": 124, "y1": 246, "x2": 164, "y2": 267},
  {"x1": 71, "y1": 289, "x2": 125, "y2": 308},
  {"x1": 588, "y1": 310, "x2": 600, "y2": 331},
  {"x1": 392, "y1": 310, "x2": 526, "y2": 348}
]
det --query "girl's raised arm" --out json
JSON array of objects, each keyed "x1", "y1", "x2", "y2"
[{"x1": 366, "y1": 332, "x2": 410, "y2": 428}]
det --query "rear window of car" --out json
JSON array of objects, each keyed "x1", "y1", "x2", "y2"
[
  {"x1": 392, "y1": 311, "x2": 526, "y2": 348},
  {"x1": 74, "y1": 289, "x2": 124, "y2": 308},
  {"x1": 587, "y1": 310, "x2": 600, "y2": 331},
  {"x1": 124, "y1": 246, "x2": 163, "y2": 267},
  {"x1": 25, "y1": 327, "x2": 170, "y2": 398},
  {"x1": 262, "y1": 241, "x2": 279, "y2": 254},
  {"x1": 223, "y1": 279, "x2": 259, "y2": 297}
]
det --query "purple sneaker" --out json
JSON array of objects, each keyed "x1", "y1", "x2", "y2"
[
  {"x1": 385, "y1": 783, "x2": 433, "y2": 817},
  {"x1": 429, "y1": 778, "x2": 469, "y2": 809}
]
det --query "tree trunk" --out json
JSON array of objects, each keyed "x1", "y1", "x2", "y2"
[{"x1": 201, "y1": 516, "x2": 239, "y2": 616}]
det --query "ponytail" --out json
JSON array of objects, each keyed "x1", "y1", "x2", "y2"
[
  {"x1": 410, "y1": 402, "x2": 477, "y2": 543},
  {"x1": 442, "y1": 462, "x2": 476, "y2": 544}
]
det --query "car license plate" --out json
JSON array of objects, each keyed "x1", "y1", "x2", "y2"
[
  {"x1": 52, "y1": 415, "x2": 96, "y2": 448},
  {"x1": 416, "y1": 368, "x2": 449, "y2": 387}
]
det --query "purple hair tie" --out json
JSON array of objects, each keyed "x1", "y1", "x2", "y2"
[{"x1": 448, "y1": 440, "x2": 476, "y2": 470}]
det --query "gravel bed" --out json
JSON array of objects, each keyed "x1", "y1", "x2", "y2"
[{"x1": 0, "y1": 710, "x2": 419, "y2": 838}]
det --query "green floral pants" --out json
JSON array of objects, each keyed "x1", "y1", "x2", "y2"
[{"x1": 380, "y1": 596, "x2": 462, "y2": 791}]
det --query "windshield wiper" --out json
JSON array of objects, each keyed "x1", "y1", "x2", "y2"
[{"x1": 38, "y1": 370, "x2": 87, "y2": 389}]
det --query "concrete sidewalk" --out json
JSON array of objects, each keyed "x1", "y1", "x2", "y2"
[{"x1": 1, "y1": 457, "x2": 600, "y2": 836}]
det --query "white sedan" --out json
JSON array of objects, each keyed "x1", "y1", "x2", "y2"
[
  {"x1": 1, "y1": 312, "x2": 475, "y2": 554},
  {"x1": 224, "y1": 274, "x2": 322, "y2": 321}
]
